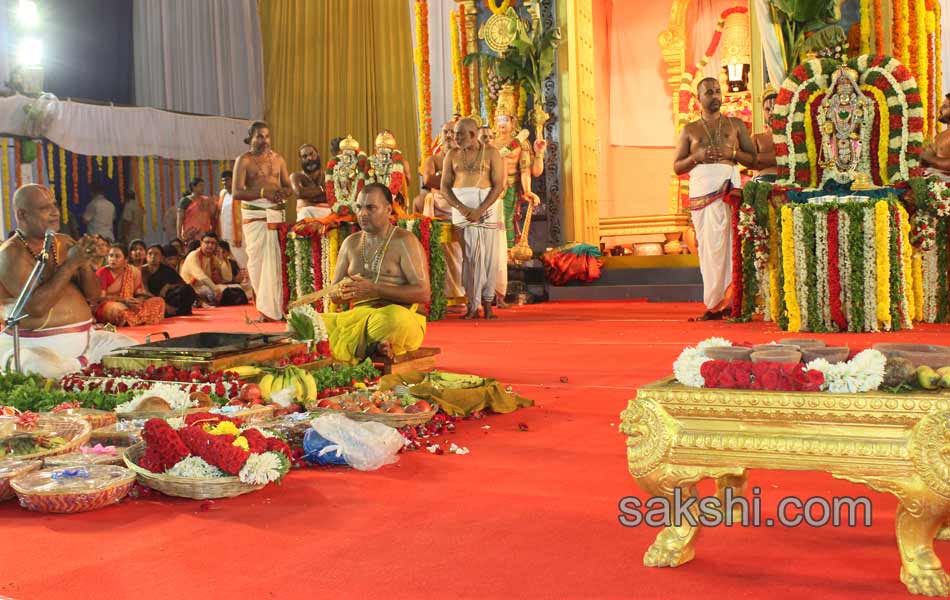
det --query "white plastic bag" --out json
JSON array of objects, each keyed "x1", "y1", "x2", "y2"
[{"x1": 309, "y1": 414, "x2": 404, "y2": 471}]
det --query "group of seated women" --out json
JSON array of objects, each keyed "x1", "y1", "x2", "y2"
[{"x1": 90, "y1": 233, "x2": 248, "y2": 328}]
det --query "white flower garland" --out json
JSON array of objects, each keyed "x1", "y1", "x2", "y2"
[
  {"x1": 839, "y1": 209, "x2": 852, "y2": 329},
  {"x1": 320, "y1": 233, "x2": 332, "y2": 312},
  {"x1": 792, "y1": 208, "x2": 809, "y2": 331},
  {"x1": 862, "y1": 206, "x2": 878, "y2": 332},
  {"x1": 166, "y1": 456, "x2": 225, "y2": 478},
  {"x1": 814, "y1": 210, "x2": 832, "y2": 330},
  {"x1": 294, "y1": 238, "x2": 307, "y2": 298},
  {"x1": 115, "y1": 382, "x2": 197, "y2": 414},
  {"x1": 805, "y1": 349, "x2": 886, "y2": 393},
  {"x1": 923, "y1": 248, "x2": 938, "y2": 323},
  {"x1": 239, "y1": 451, "x2": 288, "y2": 485},
  {"x1": 673, "y1": 337, "x2": 732, "y2": 388}
]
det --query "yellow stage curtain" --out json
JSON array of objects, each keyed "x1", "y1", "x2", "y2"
[{"x1": 259, "y1": 0, "x2": 420, "y2": 203}]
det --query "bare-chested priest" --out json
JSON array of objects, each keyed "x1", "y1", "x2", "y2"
[
  {"x1": 412, "y1": 120, "x2": 465, "y2": 303},
  {"x1": 922, "y1": 93, "x2": 950, "y2": 181},
  {"x1": 292, "y1": 143, "x2": 330, "y2": 221},
  {"x1": 232, "y1": 121, "x2": 293, "y2": 322},
  {"x1": 441, "y1": 117, "x2": 506, "y2": 320},
  {"x1": 0, "y1": 185, "x2": 134, "y2": 378},
  {"x1": 673, "y1": 77, "x2": 756, "y2": 321},
  {"x1": 323, "y1": 183, "x2": 430, "y2": 363}
]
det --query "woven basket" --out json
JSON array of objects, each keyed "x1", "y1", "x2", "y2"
[
  {"x1": 230, "y1": 405, "x2": 275, "y2": 422},
  {"x1": 306, "y1": 406, "x2": 437, "y2": 427},
  {"x1": 116, "y1": 407, "x2": 207, "y2": 421},
  {"x1": 0, "y1": 459, "x2": 41, "y2": 501},
  {"x1": 3, "y1": 415, "x2": 92, "y2": 461},
  {"x1": 44, "y1": 449, "x2": 127, "y2": 468},
  {"x1": 89, "y1": 423, "x2": 142, "y2": 447},
  {"x1": 123, "y1": 443, "x2": 265, "y2": 500},
  {"x1": 53, "y1": 408, "x2": 116, "y2": 430},
  {"x1": 11, "y1": 466, "x2": 135, "y2": 513}
]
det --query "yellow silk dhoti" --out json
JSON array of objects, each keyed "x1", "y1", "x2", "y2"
[{"x1": 322, "y1": 303, "x2": 426, "y2": 364}]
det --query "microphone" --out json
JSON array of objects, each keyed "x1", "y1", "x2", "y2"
[{"x1": 42, "y1": 229, "x2": 55, "y2": 260}]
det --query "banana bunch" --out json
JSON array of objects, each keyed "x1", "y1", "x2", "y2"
[
  {"x1": 227, "y1": 365, "x2": 264, "y2": 378},
  {"x1": 259, "y1": 366, "x2": 317, "y2": 403}
]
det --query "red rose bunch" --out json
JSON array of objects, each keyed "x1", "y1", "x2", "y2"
[
  {"x1": 701, "y1": 360, "x2": 824, "y2": 392},
  {"x1": 184, "y1": 412, "x2": 243, "y2": 428},
  {"x1": 239, "y1": 428, "x2": 269, "y2": 454},
  {"x1": 265, "y1": 436, "x2": 293, "y2": 461},
  {"x1": 140, "y1": 419, "x2": 191, "y2": 473},
  {"x1": 178, "y1": 425, "x2": 249, "y2": 475}
]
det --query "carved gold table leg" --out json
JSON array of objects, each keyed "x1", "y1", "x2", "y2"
[
  {"x1": 896, "y1": 491, "x2": 950, "y2": 597},
  {"x1": 636, "y1": 464, "x2": 745, "y2": 568},
  {"x1": 715, "y1": 471, "x2": 749, "y2": 522}
]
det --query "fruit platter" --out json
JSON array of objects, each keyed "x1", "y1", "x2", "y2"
[
  {"x1": 307, "y1": 389, "x2": 438, "y2": 427},
  {"x1": 0, "y1": 414, "x2": 91, "y2": 460}
]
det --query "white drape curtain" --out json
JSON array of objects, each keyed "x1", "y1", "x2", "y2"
[
  {"x1": 409, "y1": 0, "x2": 456, "y2": 138},
  {"x1": 688, "y1": 0, "x2": 734, "y2": 80},
  {"x1": 0, "y1": 94, "x2": 251, "y2": 159},
  {"x1": 753, "y1": 0, "x2": 786, "y2": 86},
  {"x1": 133, "y1": 0, "x2": 264, "y2": 120}
]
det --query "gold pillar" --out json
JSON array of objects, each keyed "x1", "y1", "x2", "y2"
[
  {"x1": 749, "y1": 0, "x2": 764, "y2": 133},
  {"x1": 659, "y1": 0, "x2": 691, "y2": 215},
  {"x1": 557, "y1": 0, "x2": 600, "y2": 245},
  {"x1": 459, "y1": 0, "x2": 480, "y2": 117}
]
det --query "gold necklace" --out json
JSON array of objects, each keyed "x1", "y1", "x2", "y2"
[
  {"x1": 699, "y1": 114, "x2": 724, "y2": 146},
  {"x1": 359, "y1": 226, "x2": 397, "y2": 282},
  {"x1": 459, "y1": 144, "x2": 486, "y2": 173}
]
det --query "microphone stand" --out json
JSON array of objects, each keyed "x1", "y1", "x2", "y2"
[{"x1": 2, "y1": 238, "x2": 52, "y2": 373}]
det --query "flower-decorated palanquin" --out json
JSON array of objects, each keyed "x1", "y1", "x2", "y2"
[{"x1": 729, "y1": 55, "x2": 950, "y2": 332}]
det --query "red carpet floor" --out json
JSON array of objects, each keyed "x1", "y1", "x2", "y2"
[{"x1": 3, "y1": 301, "x2": 950, "y2": 599}]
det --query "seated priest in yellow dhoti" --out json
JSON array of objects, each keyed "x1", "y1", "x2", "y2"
[{"x1": 323, "y1": 183, "x2": 430, "y2": 363}]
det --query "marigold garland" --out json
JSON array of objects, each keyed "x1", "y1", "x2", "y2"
[
  {"x1": 781, "y1": 206, "x2": 802, "y2": 332},
  {"x1": 107, "y1": 156, "x2": 114, "y2": 179},
  {"x1": 45, "y1": 141, "x2": 54, "y2": 185},
  {"x1": 859, "y1": 0, "x2": 871, "y2": 54},
  {"x1": 861, "y1": 85, "x2": 891, "y2": 184},
  {"x1": 1, "y1": 139, "x2": 9, "y2": 231},
  {"x1": 913, "y1": 251, "x2": 924, "y2": 321},
  {"x1": 457, "y1": 8, "x2": 472, "y2": 117},
  {"x1": 71, "y1": 151, "x2": 79, "y2": 206},
  {"x1": 157, "y1": 158, "x2": 165, "y2": 226},
  {"x1": 35, "y1": 139, "x2": 44, "y2": 189},
  {"x1": 874, "y1": 200, "x2": 891, "y2": 327},
  {"x1": 178, "y1": 160, "x2": 186, "y2": 199},
  {"x1": 802, "y1": 91, "x2": 822, "y2": 187},
  {"x1": 58, "y1": 146, "x2": 66, "y2": 213},
  {"x1": 326, "y1": 227, "x2": 340, "y2": 313},
  {"x1": 117, "y1": 157, "x2": 125, "y2": 205},
  {"x1": 898, "y1": 203, "x2": 914, "y2": 327},
  {"x1": 148, "y1": 156, "x2": 158, "y2": 231},
  {"x1": 914, "y1": 0, "x2": 928, "y2": 137},
  {"x1": 13, "y1": 140, "x2": 21, "y2": 190},
  {"x1": 873, "y1": 0, "x2": 883, "y2": 52},
  {"x1": 450, "y1": 11, "x2": 462, "y2": 114},
  {"x1": 85, "y1": 155, "x2": 92, "y2": 184},
  {"x1": 414, "y1": 0, "x2": 432, "y2": 162},
  {"x1": 135, "y1": 157, "x2": 145, "y2": 227}
]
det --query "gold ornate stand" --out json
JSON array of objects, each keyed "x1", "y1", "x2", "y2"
[{"x1": 621, "y1": 377, "x2": 950, "y2": 597}]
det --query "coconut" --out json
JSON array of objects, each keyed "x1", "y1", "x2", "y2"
[
  {"x1": 133, "y1": 396, "x2": 173, "y2": 412},
  {"x1": 882, "y1": 356, "x2": 916, "y2": 388}
]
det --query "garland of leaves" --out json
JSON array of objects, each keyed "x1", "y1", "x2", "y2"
[
  {"x1": 286, "y1": 235, "x2": 298, "y2": 302},
  {"x1": 803, "y1": 208, "x2": 822, "y2": 332},
  {"x1": 428, "y1": 220, "x2": 447, "y2": 320}
]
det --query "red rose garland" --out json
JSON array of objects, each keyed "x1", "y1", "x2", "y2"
[
  {"x1": 178, "y1": 425, "x2": 250, "y2": 475},
  {"x1": 827, "y1": 209, "x2": 848, "y2": 331},
  {"x1": 140, "y1": 419, "x2": 191, "y2": 473},
  {"x1": 727, "y1": 193, "x2": 743, "y2": 318},
  {"x1": 700, "y1": 360, "x2": 824, "y2": 392},
  {"x1": 277, "y1": 225, "x2": 291, "y2": 311}
]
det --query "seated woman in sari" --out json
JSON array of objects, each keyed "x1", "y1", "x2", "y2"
[
  {"x1": 142, "y1": 245, "x2": 196, "y2": 317},
  {"x1": 127, "y1": 239, "x2": 147, "y2": 267},
  {"x1": 94, "y1": 244, "x2": 165, "y2": 326}
]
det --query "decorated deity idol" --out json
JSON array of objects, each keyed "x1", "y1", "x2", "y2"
[
  {"x1": 818, "y1": 66, "x2": 874, "y2": 187},
  {"x1": 325, "y1": 135, "x2": 367, "y2": 215},
  {"x1": 493, "y1": 84, "x2": 546, "y2": 248},
  {"x1": 366, "y1": 130, "x2": 412, "y2": 211}
]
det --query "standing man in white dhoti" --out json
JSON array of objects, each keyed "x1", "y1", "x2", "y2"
[
  {"x1": 292, "y1": 144, "x2": 331, "y2": 221},
  {"x1": 232, "y1": 121, "x2": 293, "y2": 322},
  {"x1": 674, "y1": 77, "x2": 757, "y2": 321},
  {"x1": 441, "y1": 118, "x2": 506, "y2": 320}
]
